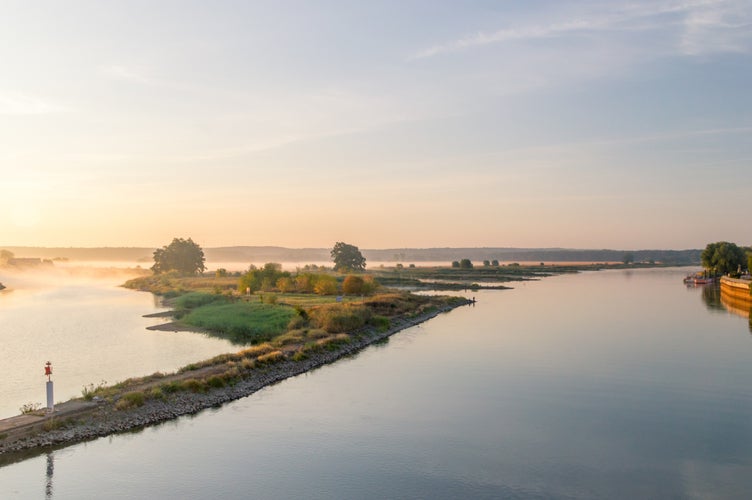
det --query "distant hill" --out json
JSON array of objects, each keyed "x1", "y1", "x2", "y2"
[{"x1": 2, "y1": 246, "x2": 702, "y2": 266}]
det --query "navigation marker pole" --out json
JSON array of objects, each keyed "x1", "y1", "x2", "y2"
[{"x1": 45, "y1": 361, "x2": 54, "y2": 413}]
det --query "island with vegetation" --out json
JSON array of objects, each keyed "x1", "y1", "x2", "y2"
[{"x1": 0, "y1": 238, "x2": 689, "y2": 460}]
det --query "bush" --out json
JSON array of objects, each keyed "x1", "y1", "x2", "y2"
[
  {"x1": 276, "y1": 277, "x2": 294, "y2": 293},
  {"x1": 313, "y1": 275, "x2": 338, "y2": 295},
  {"x1": 161, "y1": 381, "x2": 183, "y2": 394},
  {"x1": 369, "y1": 315, "x2": 391, "y2": 332},
  {"x1": 115, "y1": 391, "x2": 145, "y2": 411},
  {"x1": 309, "y1": 303, "x2": 371, "y2": 333},
  {"x1": 148, "y1": 387, "x2": 166, "y2": 401},
  {"x1": 182, "y1": 378, "x2": 207, "y2": 393},
  {"x1": 207, "y1": 375, "x2": 226, "y2": 388},
  {"x1": 342, "y1": 275, "x2": 364, "y2": 295},
  {"x1": 264, "y1": 294, "x2": 278, "y2": 304}
]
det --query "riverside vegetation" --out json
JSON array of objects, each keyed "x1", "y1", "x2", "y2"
[
  {"x1": 0, "y1": 265, "x2": 470, "y2": 457},
  {"x1": 0, "y1": 259, "x2": 670, "y2": 457}
]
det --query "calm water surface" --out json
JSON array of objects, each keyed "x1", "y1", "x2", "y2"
[
  {"x1": 0, "y1": 269, "x2": 239, "y2": 419},
  {"x1": 2, "y1": 268, "x2": 752, "y2": 499}
]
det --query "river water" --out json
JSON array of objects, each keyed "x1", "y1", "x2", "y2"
[
  {"x1": 2, "y1": 267, "x2": 752, "y2": 499},
  {"x1": 0, "y1": 268, "x2": 239, "y2": 419}
]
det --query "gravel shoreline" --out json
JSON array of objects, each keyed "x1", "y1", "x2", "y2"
[{"x1": 0, "y1": 301, "x2": 468, "y2": 462}]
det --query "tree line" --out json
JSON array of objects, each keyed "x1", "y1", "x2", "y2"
[{"x1": 701, "y1": 241, "x2": 752, "y2": 276}]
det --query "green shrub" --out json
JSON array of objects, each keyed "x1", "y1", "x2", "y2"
[
  {"x1": 181, "y1": 378, "x2": 207, "y2": 393},
  {"x1": 207, "y1": 375, "x2": 226, "y2": 388},
  {"x1": 148, "y1": 387, "x2": 166, "y2": 401},
  {"x1": 222, "y1": 367, "x2": 240, "y2": 383},
  {"x1": 115, "y1": 391, "x2": 145, "y2": 411},
  {"x1": 368, "y1": 315, "x2": 391, "y2": 332},
  {"x1": 313, "y1": 275, "x2": 338, "y2": 295},
  {"x1": 160, "y1": 381, "x2": 183, "y2": 394}
]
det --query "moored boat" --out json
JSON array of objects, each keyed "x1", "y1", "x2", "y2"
[{"x1": 683, "y1": 272, "x2": 715, "y2": 285}]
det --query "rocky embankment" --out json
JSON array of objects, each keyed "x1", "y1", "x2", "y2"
[{"x1": 0, "y1": 301, "x2": 469, "y2": 461}]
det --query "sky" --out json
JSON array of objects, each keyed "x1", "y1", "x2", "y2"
[{"x1": 1, "y1": 0, "x2": 750, "y2": 250}]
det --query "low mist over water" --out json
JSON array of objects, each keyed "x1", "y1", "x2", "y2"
[{"x1": 0, "y1": 266, "x2": 238, "y2": 419}]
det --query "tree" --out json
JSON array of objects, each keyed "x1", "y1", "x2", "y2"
[
  {"x1": 701, "y1": 241, "x2": 746, "y2": 275},
  {"x1": 451, "y1": 261, "x2": 460, "y2": 268},
  {"x1": 276, "y1": 276, "x2": 294, "y2": 293},
  {"x1": 622, "y1": 252, "x2": 635, "y2": 265},
  {"x1": 331, "y1": 242, "x2": 366, "y2": 272},
  {"x1": 237, "y1": 263, "x2": 289, "y2": 293},
  {"x1": 314, "y1": 275, "x2": 338, "y2": 295},
  {"x1": 0, "y1": 249, "x2": 14, "y2": 266},
  {"x1": 483, "y1": 260, "x2": 490, "y2": 267},
  {"x1": 491, "y1": 259, "x2": 499, "y2": 266},
  {"x1": 151, "y1": 237, "x2": 206, "y2": 275},
  {"x1": 459, "y1": 258, "x2": 473, "y2": 269}
]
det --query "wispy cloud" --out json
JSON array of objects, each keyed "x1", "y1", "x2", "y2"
[
  {"x1": 678, "y1": 0, "x2": 752, "y2": 55},
  {"x1": 411, "y1": 0, "x2": 751, "y2": 59},
  {"x1": 411, "y1": 19, "x2": 606, "y2": 59}
]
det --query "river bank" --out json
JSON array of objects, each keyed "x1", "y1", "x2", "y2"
[{"x1": 0, "y1": 300, "x2": 469, "y2": 463}]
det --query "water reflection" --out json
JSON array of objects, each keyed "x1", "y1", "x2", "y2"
[
  {"x1": 45, "y1": 451, "x2": 53, "y2": 500},
  {"x1": 700, "y1": 284, "x2": 724, "y2": 312},
  {"x1": 4, "y1": 268, "x2": 752, "y2": 499},
  {"x1": 698, "y1": 283, "x2": 752, "y2": 332},
  {"x1": 720, "y1": 287, "x2": 752, "y2": 333}
]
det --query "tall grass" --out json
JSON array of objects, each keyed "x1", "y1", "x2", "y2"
[
  {"x1": 308, "y1": 303, "x2": 371, "y2": 333},
  {"x1": 174, "y1": 292, "x2": 228, "y2": 310},
  {"x1": 182, "y1": 302, "x2": 297, "y2": 344}
]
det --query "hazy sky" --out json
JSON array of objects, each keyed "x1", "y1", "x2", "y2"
[{"x1": 1, "y1": 0, "x2": 750, "y2": 249}]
